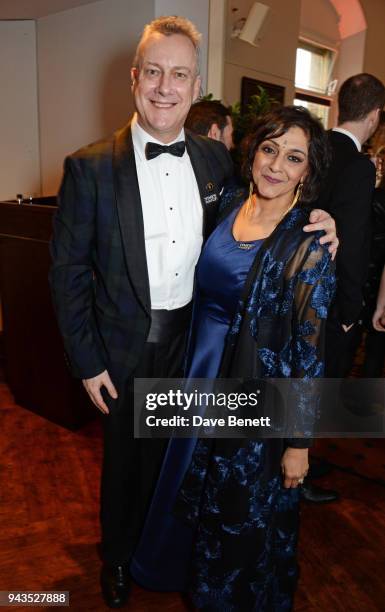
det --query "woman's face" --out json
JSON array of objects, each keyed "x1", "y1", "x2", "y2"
[{"x1": 252, "y1": 126, "x2": 309, "y2": 201}]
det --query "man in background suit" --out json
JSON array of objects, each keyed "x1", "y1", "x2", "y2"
[
  {"x1": 302, "y1": 73, "x2": 385, "y2": 505},
  {"x1": 50, "y1": 15, "x2": 338, "y2": 609},
  {"x1": 185, "y1": 99, "x2": 234, "y2": 150},
  {"x1": 318, "y1": 73, "x2": 385, "y2": 377}
]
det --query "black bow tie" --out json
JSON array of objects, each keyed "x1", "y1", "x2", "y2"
[{"x1": 145, "y1": 140, "x2": 186, "y2": 160}]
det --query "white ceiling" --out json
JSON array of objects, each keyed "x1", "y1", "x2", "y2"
[{"x1": 0, "y1": 0, "x2": 99, "y2": 20}]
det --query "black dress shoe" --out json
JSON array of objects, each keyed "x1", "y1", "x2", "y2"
[
  {"x1": 300, "y1": 481, "x2": 339, "y2": 504},
  {"x1": 100, "y1": 563, "x2": 131, "y2": 609}
]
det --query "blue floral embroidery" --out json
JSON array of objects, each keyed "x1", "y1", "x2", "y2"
[{"x1": 177, "y1": 208, "x2": 336, "y2": 612}]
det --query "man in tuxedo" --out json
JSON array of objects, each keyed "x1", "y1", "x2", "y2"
[
  {"x1": 50, "y1": 15, "x2": 338, "y2": 608},
  {"x1": 318, "y1": 73, "x2": 385, "y2": 377},
  {"x1": 301, "y1": 73, "x2": 385, "y2": 505}
]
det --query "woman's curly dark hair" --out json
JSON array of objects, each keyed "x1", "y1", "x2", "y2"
[{"x1": 241, "y1": 105, "x2": 331, "y2": 204}]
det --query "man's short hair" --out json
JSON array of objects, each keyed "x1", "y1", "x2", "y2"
[
  {"x1": 338, "y1": 73, "x2": 385, "y2": 124},
  {"x1": 133, "y1": 15, "x2": 202, "y2": 75},
  {"x1": 185, "y1": 100, "x2": 231, "y2": 136}
]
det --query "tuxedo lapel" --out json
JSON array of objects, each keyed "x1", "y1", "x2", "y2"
[
  {"x1": 113, "y1": 121, "x2": 151, "y2": 315},
  {"x1": 186, "y1": 131, "x2": 221, "y2": 240}
]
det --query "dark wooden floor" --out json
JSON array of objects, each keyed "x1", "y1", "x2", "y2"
[{"x1": 1, "y1": 379, "x2": 385, "y2": 611}]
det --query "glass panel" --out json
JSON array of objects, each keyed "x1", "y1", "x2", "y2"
[
  {"x1": 294, "y1": 98, "x2": 329, "y2": 129},
  {"x1": 295, "y1": 43, "x2": 334, "y2": 94}
]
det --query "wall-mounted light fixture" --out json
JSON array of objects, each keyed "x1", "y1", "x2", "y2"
[{"x1": 231, "y1": 2, "x2": 270, "y2": 47}]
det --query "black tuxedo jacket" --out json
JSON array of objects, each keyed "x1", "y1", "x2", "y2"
[
  {"x1": 316, "y1": 130, "x2": 375, "y2": 325},
  {"x1": 49, "y1": 120, "x2": 233, "y2": 382}
]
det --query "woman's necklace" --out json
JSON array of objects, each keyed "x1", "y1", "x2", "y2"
[{"x1": 237, "y1": 241, "x2": 255, "y2": 251}]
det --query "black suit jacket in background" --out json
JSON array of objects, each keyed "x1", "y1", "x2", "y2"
[
  {"x1": 49, "y1": 121, "x2": 233, "y2": 383},
  {"x1": 316, "y1": 130, "x2": 375, "y2": 325}
]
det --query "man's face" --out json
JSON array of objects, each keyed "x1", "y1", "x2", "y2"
[
  {"x1": 220, "y1": 116, "x2": 234, "y2": 150},
  {"x1": 131, "y1": 33, "x2": 201, "y2": 143}
]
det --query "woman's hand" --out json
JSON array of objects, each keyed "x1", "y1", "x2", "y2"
[
  {"x1": 281, "y1": 448, "x2": 309, "y2": 488},
  {"x1": 303, "y1": 209, "x2": 338, "y2": 260}
]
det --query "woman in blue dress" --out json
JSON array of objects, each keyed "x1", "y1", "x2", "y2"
[{"x1": 131, "y1": 106, "x2": 336, "y2": 610}]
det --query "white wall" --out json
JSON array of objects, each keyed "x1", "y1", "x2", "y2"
[
  {"x1": 361, "y1": 0, "x2": 385, "y2": 84},
  {"x1": 207, "y1": 0, "x2": 226, "y2": 99},
  {"x1": 37, "y1": 0, "x2": 154, "y2": 195},
  {"x1": 337, "y1": 30, "x2": 365, "y2": 89},
  {"x1": 300, "y1": 0, "x2": 339, "y2": 47},
  {"x1": 208, "y1": 0, "x2": 310, "y2": 105},
  {"x1": 223, "y1": 0, "x2": 302, "y2": 106},
  {"x1": 0, "y1": 21, "x2": 40, "y2": 200},
  {"x1": 154, "y1": 0, "x2": 209, "y2": 92}
]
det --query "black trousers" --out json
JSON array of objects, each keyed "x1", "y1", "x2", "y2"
[
  {"x1": 362, "y1": 329, "x2": 385, "y2": 377},
  {"x1": 325, "y1": 315, "x2": 361, "y2": 378},
  {"x1": 100, "y1": 327, "x2": 187, "y2": 565}
]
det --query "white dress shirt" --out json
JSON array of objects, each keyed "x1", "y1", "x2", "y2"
[
  {"x1": 131, "y1": 114, "x2": 203, "y2": 310},
  {"x1": 332, "y1": 127, "x2": 362, "y2": 152}
]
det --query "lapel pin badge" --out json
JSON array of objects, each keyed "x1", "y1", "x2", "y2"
[
  {"x1": 206, "y1": 181, "x2": 214, "y2": 192},
  {"x1": 204, "y1": 193, "x2": 218, "y2": 204}
]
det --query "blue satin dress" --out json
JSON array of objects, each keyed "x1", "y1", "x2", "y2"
[{"x1": 131, "y1": 204, "x2": 263, "y2": 590}]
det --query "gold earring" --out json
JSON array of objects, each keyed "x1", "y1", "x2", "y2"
[
  {"x1": 274, "y1": 182, "x2": 303, "y2": 228},
  {"x1": 290, "y1": 182, "x2": 303, "y2": 210},
  {"x1": 246, "y1": 180, "x2": 255, "y2": 216}
]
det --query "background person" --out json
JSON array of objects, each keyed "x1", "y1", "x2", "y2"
[
  {"x1": 317, "y1": 73, "x2": 385, "y2": 377},
  {"x1": 302, "y1": 73, "x2": 385, "y2": 503},
  {"x1": 361, "y1": 156, "x2": 385, "y2": 377},
  {"x1": 185, "y1": 99, "x2": 234, "y2": 150},
  {"x1": 186, "y1": 98, "x2": 248, "y2": 202}
]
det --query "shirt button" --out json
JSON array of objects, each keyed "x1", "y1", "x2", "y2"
[
  {"x1": 175, "y1": 273, "x2": 179, "y2": 276},
  {"x1": 166, "y1": 172, "x2": 169, "y2": 176},
  {"x1": 169, "y1": 207, "x2": 173, "y2": 210},
  {"x1": 172, "y1": 240, "x2": 176, "y2": 244}
]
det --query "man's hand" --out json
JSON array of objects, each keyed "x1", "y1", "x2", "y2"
[
  {"x1": 303, "y1": 209, "x2": 339, "y2": 260},
  {"x1": 373, "y1": 266, "x2": 385, "y2": 331},
  {"x1": 281, "y1": 447, "x2": 309, "y2": 489},
  {"x1": 373, "y1": 305, "x2": 385, "y2": 332},
  {"x1": 82, "y1": 369, "x2": 118, "y2": 414}
]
